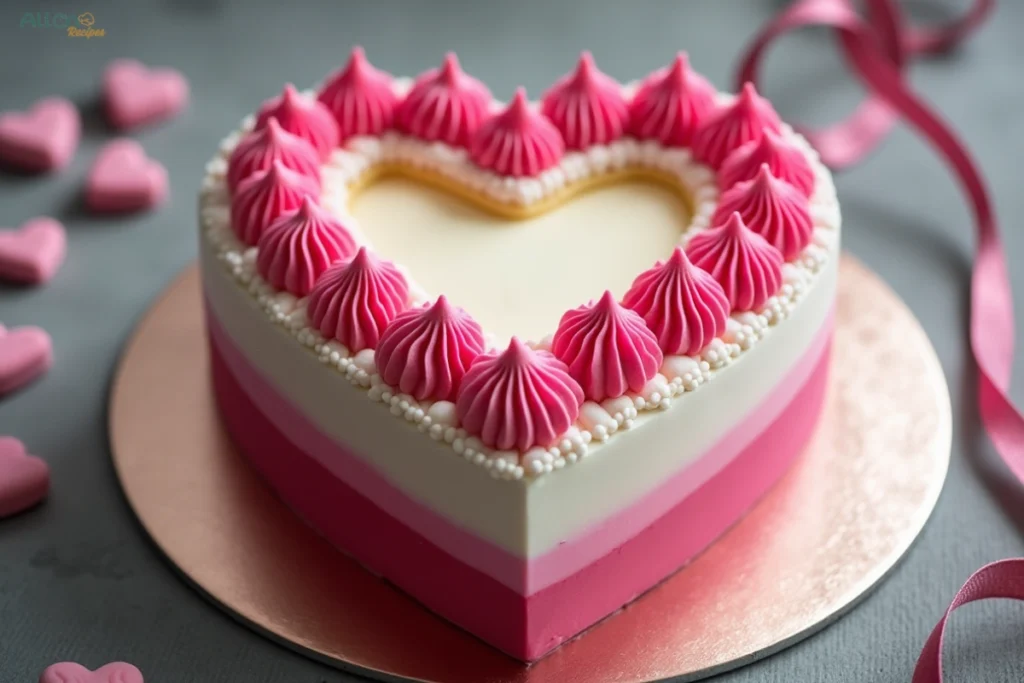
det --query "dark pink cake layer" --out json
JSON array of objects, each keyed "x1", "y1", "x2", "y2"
[{"x1": 207, "y1": 308, "x2": 832, "y2": 660}]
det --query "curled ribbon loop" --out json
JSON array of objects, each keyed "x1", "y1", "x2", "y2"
[
  {"x1": 915, "y1": 559, "x2": 1024, "y2": 683},
  {"x1": 737, "y1": 0, "x2": 995, "y2": 169},
  {"x1": 737, "y1": 1, "x2": 1022, "y2": 681}
]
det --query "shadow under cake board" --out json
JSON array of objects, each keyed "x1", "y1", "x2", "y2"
[{"x1": 108, "y1": 254, "x2": 951, "y2": 683}]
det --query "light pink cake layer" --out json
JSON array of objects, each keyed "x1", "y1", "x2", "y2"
[
  {"x1": 208, "y1": 309, "x2": 832, "y2": 660},
  {"x1": 206, "y1": 298, "x2": 833, "y2": 596}
]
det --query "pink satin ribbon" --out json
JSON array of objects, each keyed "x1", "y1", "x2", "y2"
[{"x1": 737, "y1": 1, "x2": 1023, "y2": 681}]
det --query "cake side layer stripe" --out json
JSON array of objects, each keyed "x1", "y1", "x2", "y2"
[
  {"x1": 529, "y1": 306, "x2": 833, "y2": 592},
  {"x1": 207, "y1": 338, "x2": 528, "y2": 656},
  {"x1": 206, "y1": 290, "x2": 833, "y2": 595},
  {"x1": 526, "y1": 335, "x2": 832, "y2": 659},
  {"x1": 205, "y1": 306, "x2": 526, "y2": 593},
  {"x1": 209, "y1": 322, "x2": 832, "y2": 660}
]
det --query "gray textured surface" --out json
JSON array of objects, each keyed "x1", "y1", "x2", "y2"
[{"x1": 1, "y1": 0, "x2": 1023, "y2": 680}]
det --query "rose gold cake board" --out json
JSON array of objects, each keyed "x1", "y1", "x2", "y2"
[{"x1": 108, "y1": 254, "x2": 951, "y2": 683}]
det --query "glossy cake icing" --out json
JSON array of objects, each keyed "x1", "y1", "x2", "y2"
[{"x1": 198, "y1": 49, "x2": 841, "y2": 661}]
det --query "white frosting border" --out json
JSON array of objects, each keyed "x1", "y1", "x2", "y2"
[{"x1": 198, "y1": 86, "x2": 841, "y2": 483}]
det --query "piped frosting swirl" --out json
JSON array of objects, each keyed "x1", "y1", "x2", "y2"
[
  {"x1": 230, "y1": 160, "x2": 320, "y2": 246},
  {"x1": 622, "y1": 247, "x2": 730, "y2": 356},
  {"x1": 629, "y1": 52, "x2": 716, "y2": 148},
  {"x1": 470, "y1": 88, "x2": 565, "y2": 178},
  {"x1": 396, "y1": 53, "x2": 491, "y2": 147},
  {"x1": 541, "y1": 51, "x2": 628, "y2": 150},
  {"x1": 317, "y1": 47, "x2": 399, "y2": 142},
  {"x1": 686, "y1": 211, "x2": 784, "y2": 312},
  {"x1": 551, "y1": 290, "x2": 663, "y2": 402},
  {"x1": 255, "y1": 84, "x2": 340, "y2": 161},
  {"x1": 226, "y1": 117, "x2": 321, "y2": 192},
  {"x1": 718, "y1": 130, "x2": 815, "y2": 197},
  {"x1": 307, "y1": 246, "x2": 409, "y2": 352},
  {"x1": 256, "y1": 196, "x2": 357, "y2": 296},
  {"x1": 457, "y1": 338, "x2": 584, "y2": 451},
  {"x1": 712, "y1": 164, "x2": 814, "y2": 261},
  {"x1": 692, "y1": 82, "x2": 782, "y2": 169},
  {"x1": 375, "y1": 295, "x2": 486, "y2": 402}
]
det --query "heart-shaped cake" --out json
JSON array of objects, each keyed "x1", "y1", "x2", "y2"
[{"x1": 199, "y1": 48, "x2": 840, "y2": 661}]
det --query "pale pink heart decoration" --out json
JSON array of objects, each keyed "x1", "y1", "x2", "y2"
[
  {"x1": 0, "y1": 323, "x2": 52, "y2": 396},
  {"x1": 103, "y1": 58, "x2": 189, "y2": 130},
  {"x1": 0, "y1": 97, "x2": 80, "y2": 172},
  {"x1": 0, "y1": 436, "x2": 49, "y2": 518},
  {"x1": 39, "y1": 662, "x2": 144, "y2": 683},
  {"x1": 85, "y1": 139, "x2": 168, "y2": 213},
  {"x1": 0, "y1": 217, "x2": 66, "y2": 285}
]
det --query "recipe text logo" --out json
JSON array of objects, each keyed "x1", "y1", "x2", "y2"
[{"x1": 19, "y1": 11, "x2": 106, "y2": 37}]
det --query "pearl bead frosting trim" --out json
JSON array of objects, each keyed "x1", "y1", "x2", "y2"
[{"x1": 199, "y1": 84, "x2": 840, "y2": 482}]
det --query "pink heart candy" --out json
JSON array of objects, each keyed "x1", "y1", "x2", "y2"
[
  {"x1": 0, "y1": 436, "x2": 49, "y2": 518},
  {"x1": 85, "y1": 139, "x2": 168, "y2": 213},
  {"x1": 0, "y1": 324, "x2": 52, "y2": 396},
  {"x1": 0, "y1": 217, "x2": 66, "y2": 285},
  {"x1": 104, "y1": 59, "x2": 188, "y2": 130},
  {"x1": 0, "y1": 97, "x2": 80, "y2": 172},
  {"x1": 39, "y1": 662, "x2": 143, "y2": 683}
]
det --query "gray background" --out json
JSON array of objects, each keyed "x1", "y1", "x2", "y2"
[{"x1": 1, "y1": 0, "x2": 1022, "y2": 680}]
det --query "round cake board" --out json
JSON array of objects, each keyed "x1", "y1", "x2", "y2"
[{"x1": 109, "y1": 254, "x2": 951, "y2": 683}]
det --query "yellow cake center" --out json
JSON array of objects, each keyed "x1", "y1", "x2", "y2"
[{"x1": 349, "y1": 172, "x2": 691, "y2": 343}]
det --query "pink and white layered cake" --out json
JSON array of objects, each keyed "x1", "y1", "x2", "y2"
[{"x1": 198, "y1": 49, "x2": 841, "y2": 662}]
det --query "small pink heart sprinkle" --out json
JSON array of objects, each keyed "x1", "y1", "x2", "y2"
[
  {"x1": 0, "y1": 436, "x2": 49, "y2": 518},
  {"x1": 0, "y1": 324, "x2": 52, "y2": 396},
  {"x1": 0, "y1": 97, "x2": 80, "y2": 172},
  {"x1": 39, "y1": 661, "x2": 143, "y2": 683},
  {"x1": 104, "y1": 58, "x2": 189, "y2": 130},
  {"x1": 0, "y1": 217, "x2": 66, "y2": 285},
  {"x1": 85, "y1": 139, "x2": 168, "y2": 214}
]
